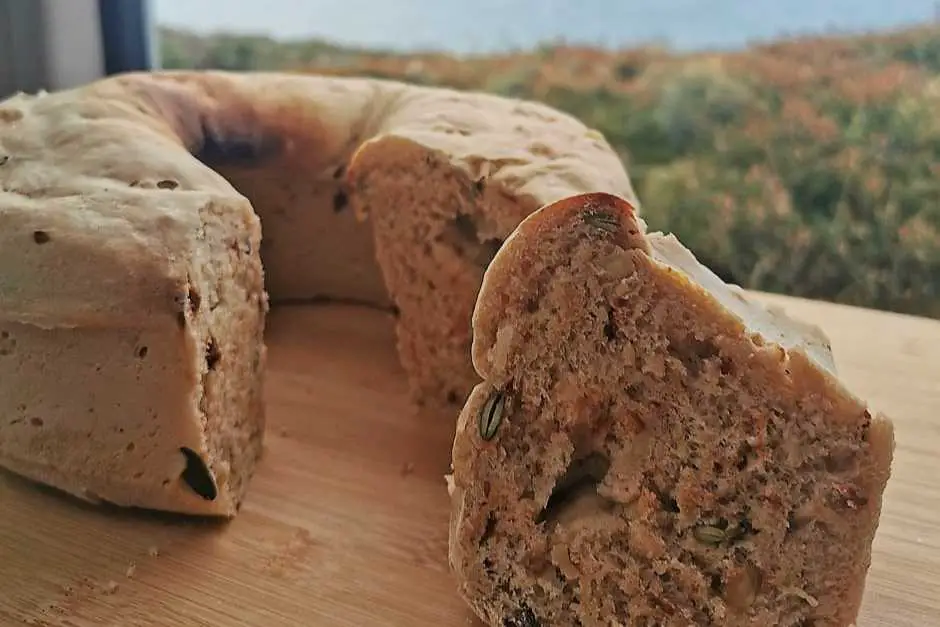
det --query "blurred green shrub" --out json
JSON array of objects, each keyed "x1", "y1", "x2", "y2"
[{"x1": 158, "y1": 25, "x2": 940, "y2": 319}]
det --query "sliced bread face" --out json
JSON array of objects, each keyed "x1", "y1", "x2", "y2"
[{"x1": 448, "y1": 192, "x2": 894, "y2": 626}]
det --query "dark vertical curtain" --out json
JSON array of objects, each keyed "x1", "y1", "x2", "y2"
[{"x1": 97, "y1": 0, "x2": 155, "y2": 74}]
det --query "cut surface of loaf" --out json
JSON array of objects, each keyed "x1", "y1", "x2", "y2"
[
  {"x1": 448, "y1": 193, "x2": 895, "y2": 626},
  {"x1": 0, "y1": 71, "x2": 635, "y2": 515}
]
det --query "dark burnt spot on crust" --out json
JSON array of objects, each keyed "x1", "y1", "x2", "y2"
[
  {"x1": 535, "y1": 452, "x2": 611, "y2": 525},
  {"x1": 187, "y1": 285, "x2": 202, "y2": 313},
  {"x1": 603, "y1": 306, "x2": 618, "y2": 341},
  {"x1": 190, "y1": 117, "x2": 283, "y2": 168},
  {"x1": 120, "y1": 76, "x2": 283, "y2": 169}
]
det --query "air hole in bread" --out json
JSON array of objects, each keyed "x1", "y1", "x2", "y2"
[
  {"x1": 332, "y1": 189, "x2": 348, "y2": 212},
  {"x1": 439, "y1": 213, "x2": 503, "y2": 269},
  {"x1": 666, "y1": 336, "x2": 721, "y2": 377},
  {"x1": 179, "y1": 447, "x2": 218, "y2": 501},
  {"x1": 479, "y1": 512, "x2": 497, "y2": 546},
  {"x1": 536, "y1": 452, "x2": 611, "y2": 525},
  {"x1": 156, "y1": 179, "x2": 179, "y2": 190},
  {"x1": 32, "y1": 230, "x2": 50, "y2": 244},
  {"x1": 653, "y1": 487, "x2": 681, "y2": 513},
  {"x1": 135, "y1": 345, "x2": 149, "y2": 359},
  {"x1": 602, "y1": 307, "x2": 617, "y2": 341},
  {"x1": 206, "y1": 337, "x2": 221, "y2": 370},
  {"x1": 735, "y1": 443, "x2": 753, "y2": 471},
  {"x1": 503, "y1": 603, "x2": 541, "y2": 627},
  {"x1": 0, "y1": 330, "x2": 14, "y2": 356}
]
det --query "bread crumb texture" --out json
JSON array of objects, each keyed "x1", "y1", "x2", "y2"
[{"x1": 449, "y1": 193, "x2": 894, "y2": 627}]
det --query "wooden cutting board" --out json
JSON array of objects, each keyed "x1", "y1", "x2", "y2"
[{"x1": 2, "y1": 296, "x2": 939, "y2": 627}]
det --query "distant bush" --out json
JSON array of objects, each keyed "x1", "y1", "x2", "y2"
[{"x1": 158, "y1": 25, "x2": 940, "y2": 319}]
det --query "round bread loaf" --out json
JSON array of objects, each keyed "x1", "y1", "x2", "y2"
[
  {"x1": 0, "y1": 71, "x2": 635, "y2": 516},
  {"x1": 447, "y1": 193, "x2": 894, "y2": 626}
]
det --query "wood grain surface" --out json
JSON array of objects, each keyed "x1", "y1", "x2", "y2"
[{"x1": 1, "y1": 295, "x2": 938, "y2": 627}]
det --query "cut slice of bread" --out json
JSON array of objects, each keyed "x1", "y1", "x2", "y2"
[
  {"x1": 0, "y1": 71, "x2": 635, "y2": 516},
  {"x1": 448, "y1": 192, "x2": 895, "y2": 626}
]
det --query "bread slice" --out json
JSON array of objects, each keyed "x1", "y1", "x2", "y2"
[
  {"x1": 0, "y1": 72, "x2": 635, "y2": 515},
  {"x1": 447, "y1": 193, "x2": 895, "y2": 626}
]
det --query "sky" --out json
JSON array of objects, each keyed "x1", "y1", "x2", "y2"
[{"x1": 152, "y1": 0, "x2": 940, "y2": 53}]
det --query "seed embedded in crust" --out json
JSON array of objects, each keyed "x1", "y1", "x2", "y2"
[
  {"x1": 179, "y1": 447, "x2": 218, "y2": 501},
  {"x1": 479, "y1": 389, "x2": 506, "y2": 441},
  {"x1": 693, "y1": 524, "x2": 728, "y2": 546},
  {"x1": 583, "y1": 210, "x2": 619, "y2": 233}
]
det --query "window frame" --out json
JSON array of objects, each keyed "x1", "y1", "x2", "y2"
[{"x1": 0, "y1": 0, "x2": 155, "y2": 99}]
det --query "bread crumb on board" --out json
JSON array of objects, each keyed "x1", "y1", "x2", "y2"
[
  {"x1": 125, "y1": 562, "x2": 137, "y2": 578},
  {"x1": 147, "y1": 546, "x2": 159, "y2": 558}
]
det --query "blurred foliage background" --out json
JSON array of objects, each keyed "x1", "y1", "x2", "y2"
[{"x1": 159, "y1": 25, "x2": 940, "y2": 319}]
